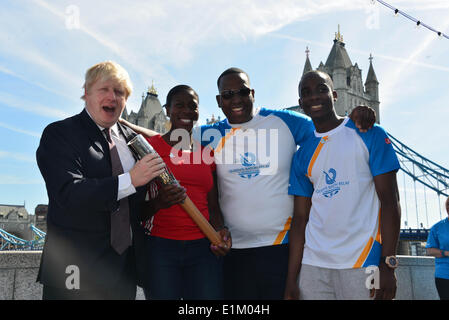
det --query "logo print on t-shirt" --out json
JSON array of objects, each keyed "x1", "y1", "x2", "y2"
[
  {"x1": 228, "y1": 152, "x2": 272, "y2": 179},
  {"x1": 322, "y1": 168, "x2": 340, "y2": 198},
  {"x1": 241, "y1": 152, "x2": 256, "y2": 167},
  {"x1": 323, "y1": 168, "x2": 337, "y2": 185},
  {"x1": 236, "y1": 152, "x2": 260, "y2": 179},
  {"x1": 315, "y1": 168, "x2": 349, "y2": 199}
]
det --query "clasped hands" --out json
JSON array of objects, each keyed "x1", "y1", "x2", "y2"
[
  {"x1": 155, "y1": 183, "x2": 231, "y2": 257},
  {"x1": 130, "y1": 155, "x2": 231, "y2": 256}
]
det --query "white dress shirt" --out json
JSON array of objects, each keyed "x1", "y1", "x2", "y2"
[{"x1": 85, "y1": 108, "x2": 136, "y2": 200}]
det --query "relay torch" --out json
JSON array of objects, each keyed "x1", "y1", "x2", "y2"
[{"x1": 127, "y1": 134, "x2": 225, "y2": 247}]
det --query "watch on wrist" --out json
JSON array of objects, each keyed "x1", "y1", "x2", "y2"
[{"x1": 381, "y1": 256, "x2": 399, "y2": 269}]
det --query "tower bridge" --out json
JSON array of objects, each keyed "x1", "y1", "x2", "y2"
[
  {"x1": 0, "y1": 224, "x2": 45, "y2": 251},
  {"x1": 1, "y1": 29, "x2": 447, "y2": 252}
]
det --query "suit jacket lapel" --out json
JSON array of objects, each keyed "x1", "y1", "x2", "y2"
[
  {"x1": 79, "y1": 109, "x2": 109, "y2": 156},
  {"x1": 78, "y1": 110, "x2": 139, "y2": 164},
  {"x1": 117, "y1": 122, "x2": 138, "y2": 161},
  {"x1": 117, "y1": 122, "x2": 137, "y2": 143}
]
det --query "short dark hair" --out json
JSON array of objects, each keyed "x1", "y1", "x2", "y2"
[
  {"x1": 217, "y1": 67, "x2": 250, "y2": 89},
  {"x1": 165, "y1": 84, "x2": 199, "y2": 108},
  {"x1": 298, "y1": 70, "x2": 334, "y2": 96}
]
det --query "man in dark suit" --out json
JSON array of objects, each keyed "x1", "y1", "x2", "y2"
[{"x1": 36, "y1": 61, "x2": 165, "y2": 299}]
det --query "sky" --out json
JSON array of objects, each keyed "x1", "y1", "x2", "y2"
[{"x1": 0, "y1": 0, "x2": 448, "y2": 229}]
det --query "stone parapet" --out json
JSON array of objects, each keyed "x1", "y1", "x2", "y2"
[
  {"x1": 395, "y1": 255, "x2": 439, "y2": 300},
  {"x1": 0, "y1": 252, "x2": 440, "y2": 300},
  {"x1": 0, "y1": 251, "x2": 41, "y2": 300}
]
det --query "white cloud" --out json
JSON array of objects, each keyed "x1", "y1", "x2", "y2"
[
  {"x1": 0, "y1": 175, "x2": 43, "y2": 185},
  {"x1": 0, "y1": 65, "x2": 78, "y2": 101},
  {"x1": 3, "y1": 0, "x2": 447, "y2": 114},
  {"x1": 29, "y1": 0, "x2": 368, "y2": 67},
  {"x1": 0, "y1": 91, "x2": 70, "y2": 119},
  {"x1": 0, "y1": 30, "x2": 82, "y2": 90},
  {"x1": 271, "y1": 32, "x2": 449, "y2": 73},
  {"x1": 387, "y1": 0, "x2": 449, "y2": 11},
  {"x1": 0, "y1": 122, "x2": 41, "y2": 138},
  {"x1": 0, "y1": 150, "x2": 35, "y2": 163},
  {"x1": 380, "y1": 17, "x2": 449, "y2": 109}
]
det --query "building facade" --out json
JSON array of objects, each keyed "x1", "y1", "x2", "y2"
[
  {"x1": 290, "y1": 27, "x2": 380, "y2": 123},
  {"x1": 34, "y1": 204, "x2": 48, "y2": 233},
  {"x1": 0, "y1": 204, "x2": 34, "y2": 240},
  {"x1": 122, "y1": 83, "x2": 169, "y2": 134},
  {"x1": 206, "y1": 114, "x2": 221, "y2": 125}
]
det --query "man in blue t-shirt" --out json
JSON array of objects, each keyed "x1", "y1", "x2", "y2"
[{"x1": 426, "y1": 196, "x2": 449, "y2": 300}]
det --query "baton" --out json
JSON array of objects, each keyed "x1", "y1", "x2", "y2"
[{"x1": 128, "y1": 134, "x2": 225, "y2": 247}]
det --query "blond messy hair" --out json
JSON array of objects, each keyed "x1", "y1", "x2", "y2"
[{"x1": 81, "y1": 61, "x2": 133, "y2": 100}]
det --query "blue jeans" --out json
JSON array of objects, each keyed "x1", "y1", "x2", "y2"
[{"x1": 143, "y1": 236, "x2": 223, "y2": 300}]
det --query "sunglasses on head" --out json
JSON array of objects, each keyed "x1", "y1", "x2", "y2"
[{"x1": 219, "y1": 87, "x2": 251, "y2": 100}]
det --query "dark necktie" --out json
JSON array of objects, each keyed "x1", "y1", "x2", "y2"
[{"x1": 104, "y1": 128, "x2": 131, "y2": 255}]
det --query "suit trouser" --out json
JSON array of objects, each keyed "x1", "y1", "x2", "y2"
[
  {"x1": 223, "y1": 244, "x2": 289, "y2": 300},
  {"x1": 42, "y1": 248, "x2": 137, "y2": 300}
]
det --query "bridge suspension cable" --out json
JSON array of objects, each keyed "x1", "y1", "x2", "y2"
[
  {"x1": 388, "y1": 133, "x2": 449, "y2": 227},
  {"x1": 388, "y1": 133, "x2": 449, "y2": 197}
]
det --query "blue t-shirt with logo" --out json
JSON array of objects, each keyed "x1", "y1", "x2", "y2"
[{"x1": 426, "y1": 218, "x2": 449, "y2": 279}]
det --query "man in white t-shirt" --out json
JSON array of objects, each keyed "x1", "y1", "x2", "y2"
[{"x1": 285, "y1": 70, "x2": 401, "y2": 300}]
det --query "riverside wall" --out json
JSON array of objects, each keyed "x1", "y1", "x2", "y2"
[{"x1": 0, "y1": 252, "x2": 439, "y2": 300}]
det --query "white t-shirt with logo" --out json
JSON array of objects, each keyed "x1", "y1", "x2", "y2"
[
  {"x1": 196, "y1": 108, "x2": 314, "y2": 248},
  {"x1": 288, "y1": 117, "x2": 400, "y2": 269}
]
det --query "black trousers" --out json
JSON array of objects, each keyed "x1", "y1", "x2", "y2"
[
  {"x1": 435, "y1": 277, "x2": 449, "y2": 300},
  {"x1": 223, "y1": 244, "x2": 289, "y2": 300},
  {"x1": 42, "y1": 249, "x2": 137, "y2": 300}
]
